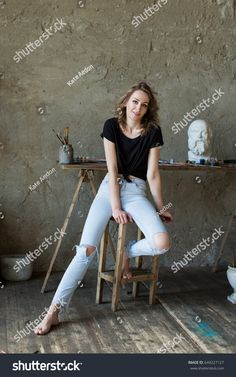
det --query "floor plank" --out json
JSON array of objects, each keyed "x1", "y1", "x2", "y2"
[{"x1": 1, "y1": 268, "x2": 236, "y2": 353}]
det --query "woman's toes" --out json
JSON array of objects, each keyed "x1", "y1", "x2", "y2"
[
  {"x1": 34, "y1": 316, "x2": 59, "y2": 335},
  {"x1": 35, "y1": 327, "x2": 47, "y2": 336},
  {"x1": 122, "y1": 270, "x2": 132, "y2": 280},
  {"x1": 34, "y1": 327, "x2": 43, "y2": 335},
  {"x1": 126, "y1": 271, "x2": 132, "y2": 279}
]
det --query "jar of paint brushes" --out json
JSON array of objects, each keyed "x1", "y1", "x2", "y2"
[{"x1": 53, "y1": 127, "x2": 74, "y2": 164}]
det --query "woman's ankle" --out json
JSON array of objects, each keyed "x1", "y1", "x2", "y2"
[{"x1": 47, "y1": 304, "x2": 60, "y2": 317}]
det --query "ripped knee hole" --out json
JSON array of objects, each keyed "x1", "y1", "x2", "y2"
[{"x1": 86, "y1": 245, "x2": 96, "y2": 256}]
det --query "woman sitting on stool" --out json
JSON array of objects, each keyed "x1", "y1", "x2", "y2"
[{"x1": 35, "y1": 81, "x2": 173, "y2": 335}]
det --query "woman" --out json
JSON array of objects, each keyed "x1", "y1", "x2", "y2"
[{"x1": 35, "y1": 82, "x2": 173, "y2": 335}]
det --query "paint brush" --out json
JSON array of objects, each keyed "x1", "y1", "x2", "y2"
[
  {"x1": 52, "y1": 129, "x2": 64, "y2": 145},
  {"x1": 64, "y1": 127, "x2": 69, "y2": 144}
]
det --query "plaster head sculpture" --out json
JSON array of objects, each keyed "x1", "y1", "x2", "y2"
[{"x1": 188, "y1": 119, "x2": 213, "y2": 163}]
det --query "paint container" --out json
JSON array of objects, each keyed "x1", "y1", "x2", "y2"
[{"x1": 59, "y1": 144, "x2": 74, "y2": 164}]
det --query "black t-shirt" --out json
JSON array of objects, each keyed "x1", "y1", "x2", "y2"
[{"x1": 100, "y1": 117, "x2": 164, "y2": 181}]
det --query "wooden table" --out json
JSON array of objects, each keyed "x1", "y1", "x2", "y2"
[
  {"x1": 61, "y1": 162, "x2": 236, "y2": 172},
  {"x1": 41, "y1": 162, "x2": 236, "y2": 293}
]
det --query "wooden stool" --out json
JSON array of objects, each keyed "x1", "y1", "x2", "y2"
[{"x1": 96, "y1": 219, "x2": 160, "y2": 311}]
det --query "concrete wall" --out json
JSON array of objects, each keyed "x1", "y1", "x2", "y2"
[{"x1": 0, "y1": 0, "x2": 236, "y2": 272}]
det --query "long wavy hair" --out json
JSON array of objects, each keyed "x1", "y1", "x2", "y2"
[{"x1": 115, "y1": 82, "x2": 160, "y2": 135}]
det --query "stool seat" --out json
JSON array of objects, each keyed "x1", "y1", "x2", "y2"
[{"x1": 96, "y1": 220, "x2": 160, "y2": 311}]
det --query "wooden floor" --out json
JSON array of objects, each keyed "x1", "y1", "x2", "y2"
[{"x1": 1, "y1": 267, "x2": 236, "y2": 353}]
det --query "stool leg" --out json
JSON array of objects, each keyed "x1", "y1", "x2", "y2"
[
  {"x1": 132, "y1": 256, "x2": 143, "y2": 298},
  {"x1": 149, "y1": 255, "x2": 160, "y2": 305},
  {"x1": 111, "y1": 223, "x2": 126, "y2": 311},
  {"x1": 132, "y1": 228, "x2": 143, "y2": 298},
  {"x1": 96, "y1": 225, "x2": 109, "y2": 304}
]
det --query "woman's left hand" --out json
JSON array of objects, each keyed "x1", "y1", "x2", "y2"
[{"x1": 160, "y1": 211, "x2": 173, "y2": 223}]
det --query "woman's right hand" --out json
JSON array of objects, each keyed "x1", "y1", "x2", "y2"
[{"x1": 112, "y1": 209, "x2": 133, "y2": 224}]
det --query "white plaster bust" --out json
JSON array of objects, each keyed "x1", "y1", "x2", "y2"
[{"x1": 188, "y1": 120, "x2": 212, "y2": 163}]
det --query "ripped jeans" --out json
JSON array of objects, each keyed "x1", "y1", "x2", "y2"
[{"x1": 51, "y1": 174, "x2": 169, "y2": 313}]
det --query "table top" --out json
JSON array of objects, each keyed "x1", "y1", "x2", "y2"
[{"x1": 60, "y1": 162, "x2": 236, "y2": 172}]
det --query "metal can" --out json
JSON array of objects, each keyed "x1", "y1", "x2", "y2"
[{"x1": 59, "y1": 144, "x2": 73, "y2": 164}]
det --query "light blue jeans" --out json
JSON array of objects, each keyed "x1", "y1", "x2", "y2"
[{"x1": 51, "y1": 175, "x2": 169, "y2": 312}]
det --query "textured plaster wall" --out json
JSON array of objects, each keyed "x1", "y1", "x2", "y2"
[{"x1": 0, "y1": 0, "x2": 236, "y2": 272}]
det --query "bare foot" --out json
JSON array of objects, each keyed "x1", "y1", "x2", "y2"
[
  {"x1": 122, "y1": 249, "x2": 132, "y2": 280},
  {"x1": 34, "y1": 305, "x2": 60, "y2": 335}
]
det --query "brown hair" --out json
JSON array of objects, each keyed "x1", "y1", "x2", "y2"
[{"x1": 115, "y1": 81, "x2": 160, "y2": 135}]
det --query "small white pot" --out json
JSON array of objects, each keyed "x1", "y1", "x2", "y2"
[
  {"x1": 0, "y1": 255, "x2": 33, "y2": 281},
  {"x1": 226, "y1": 265, "x2": 236, "y2": 304}
]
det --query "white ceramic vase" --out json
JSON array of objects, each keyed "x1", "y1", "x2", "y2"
[{"x1": 226, "y1": 265, "x2": 236, "y2": 304}]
